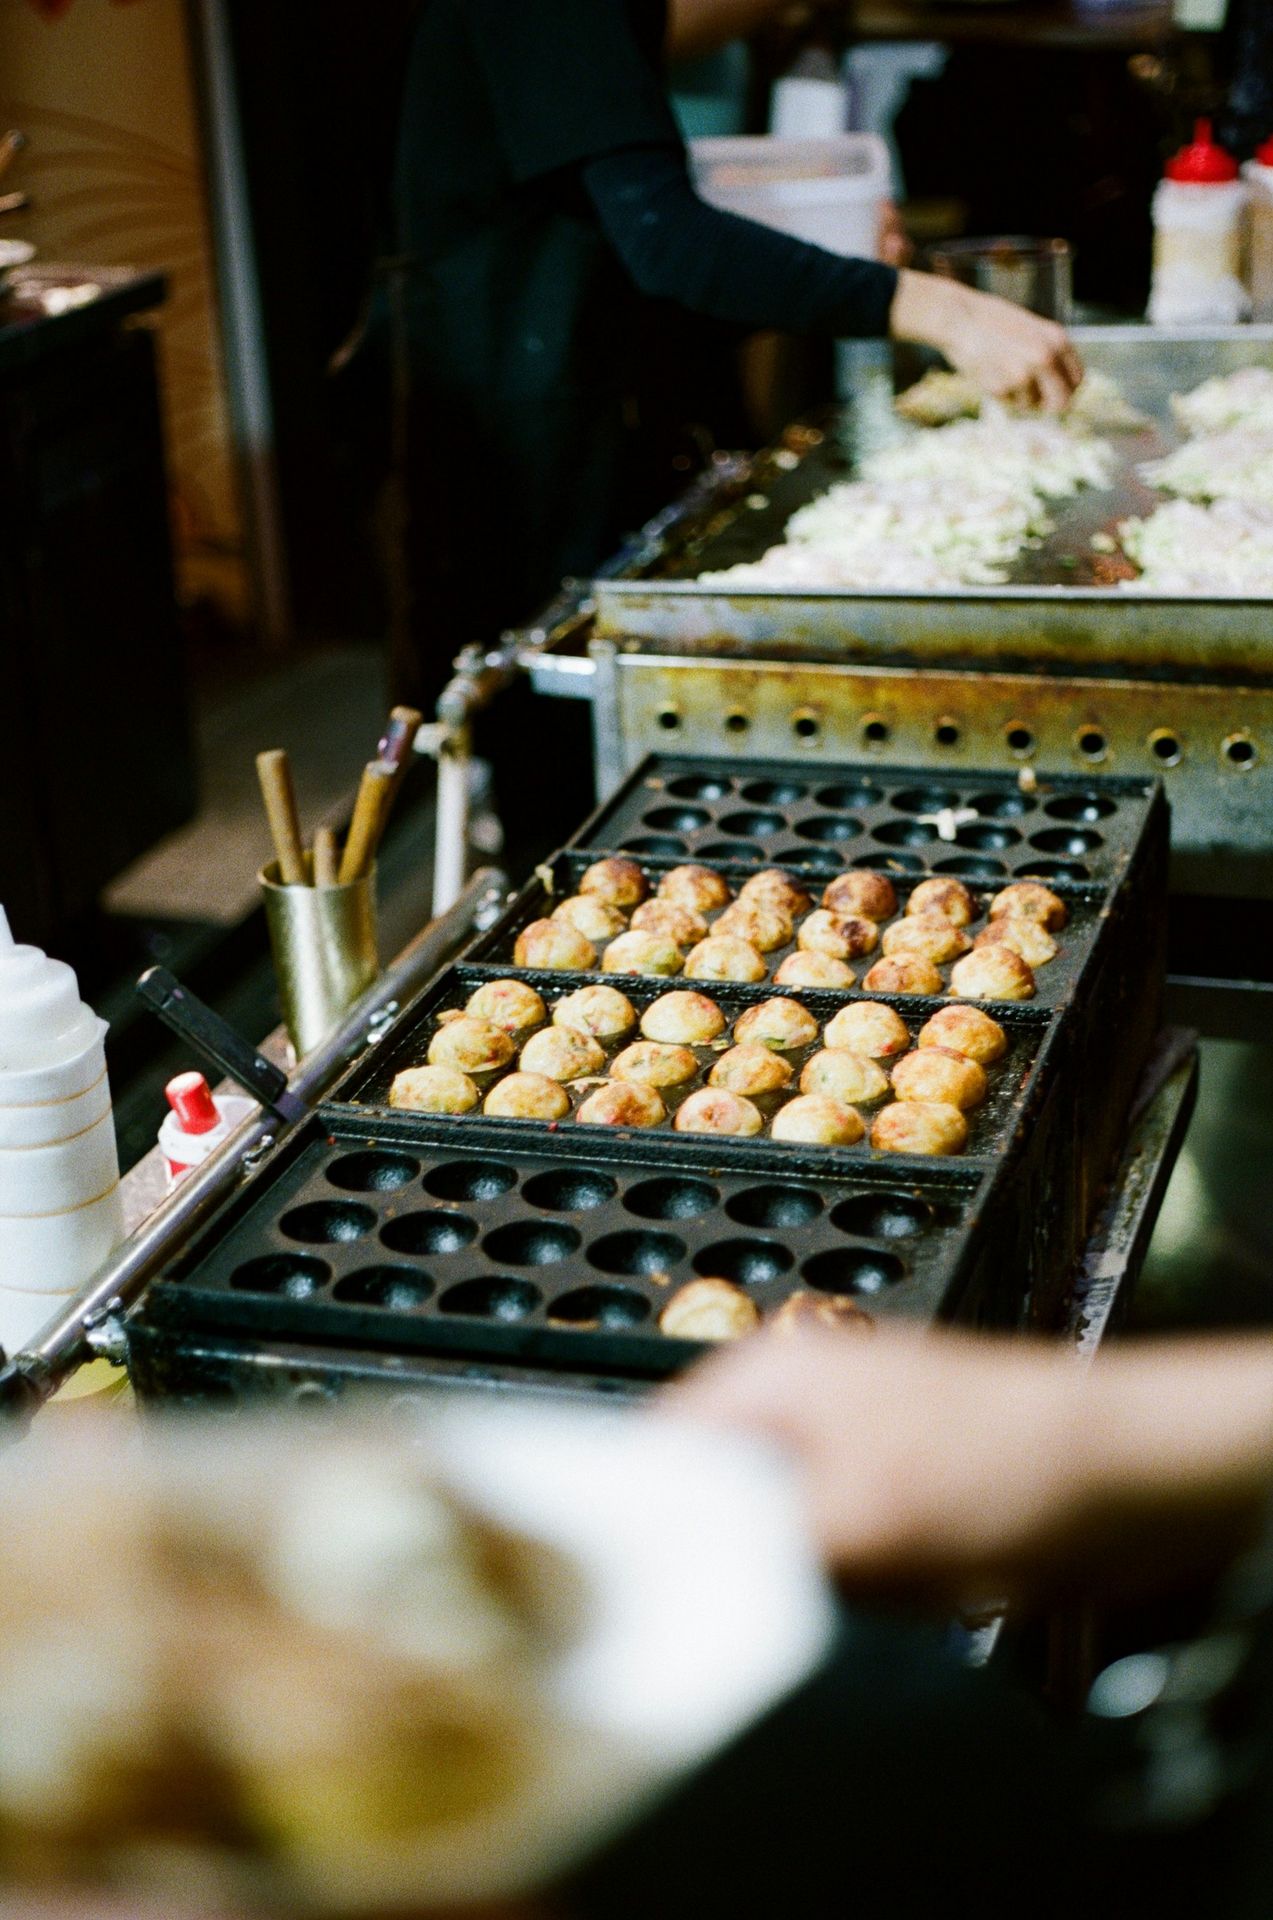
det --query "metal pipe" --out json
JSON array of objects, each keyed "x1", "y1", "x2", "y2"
[
  {"x1": 0, "y1": 869, "x2": 505, "y2": 1421},
  {"x1": 432, "y1": 727, "x2": 471, "y2": 917}
]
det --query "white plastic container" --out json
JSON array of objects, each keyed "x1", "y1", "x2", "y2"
[
  {"x1": 690, "y1": 133, "x2": 889, "y2": 263},
  {"x1": 159, "y1": 1072, "x2": 255, "y2": 1189},
  {"x1": 1148, "y1": 119, "x2": 1250, "y2": 326},
  {"x1": 1243, "y1": 139, "x2": 1273, "y2": 322}
]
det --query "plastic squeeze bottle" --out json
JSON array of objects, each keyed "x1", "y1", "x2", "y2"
[
  {"x1": 1149, "y1": 119, "x2": 1250, "y2": 326},
  {"x1": 1243, "y1": 134, "x2": 1273, "y2": 321},
  {"x1": 158, "y1": 1072, "x2": 255, "y2": 1189},
  {"x1": 0, "y1": 907, "x2": 125, "y2": 1353}
]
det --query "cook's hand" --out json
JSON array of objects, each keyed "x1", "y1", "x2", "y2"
[
  {"x1": 889, "y1": 268, "x2": 1083, "y2": 413},
  {"x1": 877, "y1": 199, "x2": 913, "y2": 269}
]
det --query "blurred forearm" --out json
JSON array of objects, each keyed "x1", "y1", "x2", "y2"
[{"x1": 667, "y1": 0, "x2": 821, "y2": 61}]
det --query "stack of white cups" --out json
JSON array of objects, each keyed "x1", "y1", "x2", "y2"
[{"x1": 0, "y1": 907, "x2": 125, "y2": 1355}]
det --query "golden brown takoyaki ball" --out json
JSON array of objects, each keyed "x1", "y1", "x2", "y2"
[
  {"x1": 880, "y1": 914, "x2": 971, "y2": 966},
  {"x1": 713, "y1": 900, "x2": 794, "y2": 954},
  {"x1": 890, "y1": 1046, "x2": 988, "y2": 1111},
  {"x1": 770, "y1": 1094, "x2": 865, "y2": 1146},
  {"x1": 771, "y1": 1290, "x2": 873, "y2": 1336},
  {"x1": 659, "y1": 1278, "x2": 759, "y2": 1341},
  {"x1": 658, "y1": 864, "x2": 733, "y2": 913},
  {"x1": 708, "y1": 1044, "x2": 794, "y2": 1098},
  {"x1": 552, "y1": 894, "x2": 626, "y2": 944},
  {"x1": 989, "y1": 882, "x2": 1068, "y2": 931},
  {"x1": 577, "y1": 1080, "x2": 666, "y2": 1128},
  {"x1": 640, "y1": 990, "x2": 727, "y2": 1045},
  {"x1": 674, "y1": 1088, "x2": 763, "y2": 1137},
  {"x1": 518, "y1": 1025, "x2": 606, "y2": 1082},
  {"x1": 870, "y1": 1100, "x2": 968, "y2": 1156},
  {"x1": 427, "y1": 1016, "x2": 515, "y2": 1074},
  {"x1": 798, "y1": 910, "x2": 880, "y2": 962},
  {"x1": 823, "y1": 1002, "x2": 910, "y2": 1059},
  {"x1": 772, "y1": 951, "x2": 856, "y2": 991},
  {"x1": 799, "y1": 1049, "x2": 891, "y2": 1106},
  {"x1": 389, "y1": 1064, "x2": 478, "y2": 1114},
  {"x1": 684, "y1": 936, "x2": 767, "y2": 984},
  {"x1": 601, "y1": 930, "x2": 683, "y2": 977},
  {"x1": 975, "y1": 916, "x2": 1058, "y2": 968},
  {"x1": 630, "y1": 898, "x2": 708, "y2": 946},
  {"x1": 738, "y1": 868, "x2": 812, "y2": 918},
  {"x1": 610, "y1": 1040, "x2": 699, "y2": 1088},
  {"x1": 905, "y1": 878, "x2": 976, "y2": 927},
  {"x1": 464, "y1": 978, "x2": 547, "y2": 1035},
  {"x1": 950, "y1": 945, "x2": 1036, "y2": 1002},
  {"x1": 579, "y1": 856, "x2": 648, "y2": 908},
  {"x1": 483, "y1": 1073, "x2": 571, "y2": 1120},
  {"x1": 514, "y1": 918, "x2": 596, "y2": 971},
  {"x1": 552, "y1": 985, "x2": 637, "y2": 1040},
  {"x1": 916, "y1": 1004, "x2": 1008, "y2": 1065},
  {"x1": 821, "y1": 870, "x2": 898, "y2": 923},
  {"x1": 862, "y1": 955, "x2": 944, "y2": 997},
  {"x1": 733, "y1": 997, "x2": 819, "y2": 1051}
]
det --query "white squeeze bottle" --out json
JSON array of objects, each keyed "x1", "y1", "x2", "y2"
[
  {"x1": 0, "y1": 907, "x2": 125, "y2": 1354},
  {"x1": 1148, "y1": 119, "x2": 1250, "y2": 326}
]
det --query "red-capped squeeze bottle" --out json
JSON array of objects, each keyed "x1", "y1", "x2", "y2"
[
  {"x1": 1149, "y1": 119, "x2": 1250, "y2": 325},
  {"x1": 159, "y1": 1072, "x2": 255, "y2": 1188}
]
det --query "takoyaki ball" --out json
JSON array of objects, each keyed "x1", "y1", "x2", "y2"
[
  {"x1": 891, "y1": 1046, "x2": 988, "y2": 1112},
  {"x1": 428, "y1": 1016, "x2": 515, "y2": 1074},
  {"x1": 389, "y1": 1064, "x2": 478, "y2": 1115},
  {"x1": 708, "y1": 1044, "x2": 794, "y2": 1098},
  {"x1": 771, "y1": 1291, "x2": 873, "y2": 1337},
  {"x1": 975, "y1": 916, "x2": 1058, "y2": 969},
  {"x1": 552, "y1": 984, "x2": 637, "y2": 1040},
  {"x1": 552, "y1": 894, "x2": 626, "y2": 944},
  {"x1": 602, "y1": 930, "x2": 683, "y2": 977},
  {"x1": 519, "y1": 1025, "x2": 606, "y2": 1082},
  {"x1": 660, "y1": 1278, "x2": 759, "y2": 1342},
  {"x1": 514, "y1": 918, "x2": 596, "y2": 972},
  {"x1": 713, "y1": 900, "x2": 793, "y2": 954},
  {"x1": 880, "y1": 914, "x2": 971, "y2": 966},
  {"x1": 483, "y1": 1073, "x2": 571, "y2": 1121},
  {"x1": 658, "y1": 864, "x2": 732, "y2": 914},
  {"x1": 577, "y1": 1081, "x2": 665, "y2": 1128},
  {"x1": 799, "y1": 1049, "x2": 890, "y2": 1106},
  {"x1": 862, "y1": 955, "x2": 944, "y2": 997},
  {"x1": 989, "y1": 881, "x2": 1068, "y2": 931},
  {"x1": 579, "y1": 856, "x2": 648, "y2": 909},
  {"x1": 773, "y1": 950, "x2": 856, "y2": 991},
  {"x1": 611, "y1": 1040, "x2": 699, "y2": 1089},
  {"x1": 950, "y1": 945, "x2": 1036, "y2": 1002},
  {"x1": 641, "y1": 990, "x2": 727, "y2": 1045},
  {"x1": 798, "y1": 909, "x2": 879, "y2": 962},
  {"x1": 630, "y1": 898, "x2": 708, "y2": 946},
  {"x1": 871, "y1": 1100, "x2": 967, "y2": 1157},
  {"x1": 904, "y1": 877, "x2": 975, "y2": 927},
  {"x1": 733, "y1": 996, "x2": 819, "y2": 1051},
  {"x1": 771, "y1": 1094, "x2": 865, "y2": 1147},
  {"x1": 917, "y1": 1004, "x2": 1007, "y2": 1066},
  {"x1": 684, "y1": 936, "x2": 766, "y2": 985},
  {"x1": 824, "y1": 1002, "x2": 910, "y2": 1060},
  {"x1": 738, "y1": 868, "x2": 812, "y2": 919},
  {"x1": 674, "y1": 1088, "x2": 763, "y2": 1137},
  {"x1": 464, "y1": 978, "x2": 546, "y2": 1035},
  {"x1": 822, "y1": 870, "x2": 898, "y2": 923}
]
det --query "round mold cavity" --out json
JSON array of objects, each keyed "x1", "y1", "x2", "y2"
[
  {"x1": 1020, "y1": 857, "x2": 1090, "y2": 882},
  {"x1": 892, "y1": 786, "x2": 961, "y2": 815},
  {"x1": 955, "y1": 822, "x2": 1022, "y2": 852},
  {"x1": 694, "y1": 1239, "x2": 794, "y2": 1285},
  {"x1": 335, "y1": 1265, "x2": 434, "y2": 1311},
  {"x1": 741, "y1": 778, "x2": 806, "y2": 805},
  {"x1": 831, "y1": 1192, "x2": 934, "y2": 1240},
  {"x1": 280, "y1": 1201, "x2": 376, "y2": 1245},
  {"x1": 440, "y1": 1276, "x2": 542, "y2": 1321},
  {"x1": 621, "y1": 834, "x2": 688, "y2": 858},
  {"x1": 522, "y1": 1168, "x2": 618, "y2": 1212},
  {"x1": 644, "y1": 804, "x2": 712, "y2": 834},
  {"x1": 817, "y1": 781, "x2": 883, "y2": 811},
  {"x1": 381, "y1": 1210, "x2": 479, "y2": 1257},
  {"x1": 424, "y1": 1160, "x2": 517, "y2": 1203},
  {"x1": 967, "y1": 790, "x2": 1037, "y2": 820},
  {"x1": 771, "y1": 842, "x2": 846, "y2": 875},
  {"x1": 794, "y1": 813, "x2": 862, "y2": 843},
  {"x1": 803, "y1": 1248, "x2": 905, "y2": 1296},
  {"x1": 1044, "y1": 792, "x2": 1116, "y2": 823},
  {"x1": 726, "y1": 1184, "x2": 824, "y2": 1230},
  {"x1": 232, "y1": 1254, "x2": 330, "y2": 1299},
  {"x1": 588, "y1": 1229, "x2": 687, "y2": 1277},
  {"x1": 482, "y1": 1220, "x2": 581, "y2": 1267},
  {"x1": 326, "y1": 1150, "x2": 420, "y2": 1194},
  {"x1": 668, "y1": 773, "x2": 732, "y2": 801},
  {"x1": 719, "y1": 810, "x2": 788, "y2": 838},
  {"x1": 548, "y1": 1284, "x2": 651, "y2": 1329},
  {"x1": 1031, "y1": 826, "x2": 1104, "y2": 856},
  {"x1": 854, "y1": 848, "x2": 924, "y2": 873},
  {"x1": 874, "y1": 819, "x2": 939, "y2": 848},
  {"x1": 699, "y1": 839, "x2": 764, "y2": 863},
  {"x1": 624, "y1": 1175, "x2": 720, "y2": 1221},
  {"x1": 934, "y1": 854, "x2": 1008, "y2": 880}
]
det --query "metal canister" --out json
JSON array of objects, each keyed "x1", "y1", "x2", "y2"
[{"x1": 260, "y1": 859, "x2": 378, "y2": 1059}]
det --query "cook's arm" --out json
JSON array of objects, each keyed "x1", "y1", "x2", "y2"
[{"x1": 666, "y1": 0, "x2": 820, "y2": 60}]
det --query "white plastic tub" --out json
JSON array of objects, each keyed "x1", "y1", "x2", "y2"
[{"x1": 690, "y1": 133, "x2": 889, "y2": 262}]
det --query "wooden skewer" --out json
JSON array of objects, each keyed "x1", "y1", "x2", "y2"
[
  {"x1": 255, "y1": 749, "x2": 307, "y2": 886},
  {"x1": 378, "y1": 705, "x2": 424, "y2": 780},
  {"x1": 313, "y1": 826, "x2": 341, "y2": 888},
  {"x1": 339, "y1": 760, "x2": 396, "y2": 885}
]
